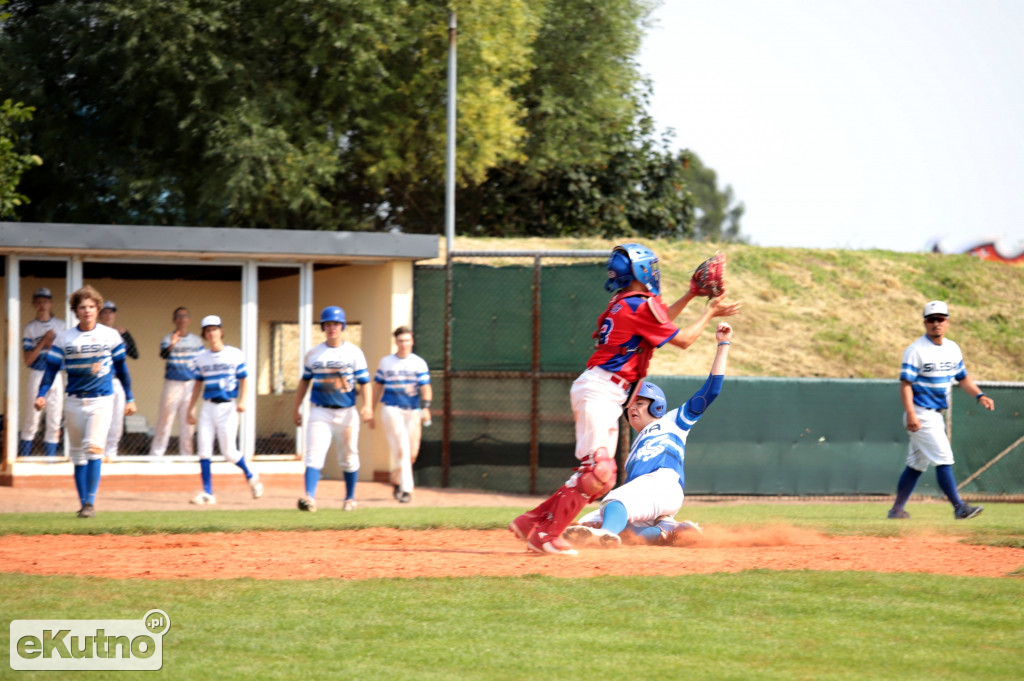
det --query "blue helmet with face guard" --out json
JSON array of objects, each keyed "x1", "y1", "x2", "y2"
[{"x1": 604, "y1": 243, "x2": 660, "y2": 296}]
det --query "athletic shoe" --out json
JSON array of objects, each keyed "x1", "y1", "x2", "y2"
[
  {"x1": 887, "y1": 508, "x2": 911, "y2": 519},
  {"x1": 954, "y1": 503, "x2": 983, "y2": 520},
  {"x1": 77, "y1": 503, "x2": 95, "y2": 518},
  {"x1": 393, "y1": 484, "x2": 401, "y2": 501},
  {"x1": 297, "y1": 497, "x2": 317, "y2": 513},
  {"x1": 527, "y1": 530, "x2": 579, "y2": 556},
  {"x1": 398, "y1": 491, "x2": 412, "y2": 504},
  {"x1": 508, "y1": 514, "x2": 535, "y2": 542},
  {"x1": 659, "y1": 519, "x2": 703, "y2": 544},
  {"x1": 248, "y1": 475, "x2": 264, "y2": 499},
  {"x1": 563, "y1": 525, "x2": 622, "y2": 549},
  {"x1": 343, "y1": 498, "x2": 358, "y2": 512},
  {"x1": 190, "y1": 492, "x2": 216, "y2": 505}
]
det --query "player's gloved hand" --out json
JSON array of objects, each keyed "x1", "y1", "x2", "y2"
[{"x1": 689, "y1": 252, "x2": 726, "y2": 298}]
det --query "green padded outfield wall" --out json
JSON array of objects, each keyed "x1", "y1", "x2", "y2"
[{"x1": 414, "y1": 263, "x2": 1024, "y2": 496}]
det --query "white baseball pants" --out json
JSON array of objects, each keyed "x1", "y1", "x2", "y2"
[
  {"x1": 304, "y1": 405, "x2": 360, "y2": 473},
  {"x1": 196, "y1": 401, "x2": 242, "y2": 464},
  {"x1": 105, "y1": 378, "x2": 125, "y2": 457},
  {"x1": 578, "y1": 468, "x2": 685, "y2": 528},
  {"x1": 150, "y1": 379, "x2": 196, "y2": 456},
  {"x1": 904, "y1": 406, "x2": 955, "y2": 471},
  {"x1": 382, "y1": 405, "x2": 422, "y2": 493},
  {"x1": 64, "y1": 395, "x2": 114, "y2": 465},
  {"x1": 21, "y1": 368, "x2": 65, "y2": 444}
]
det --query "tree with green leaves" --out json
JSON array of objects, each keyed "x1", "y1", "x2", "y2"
[
  {"x1": 0, "y1": 0, "x2": 744, "y2": 241},
  {"x1": 679, "y1": 151, "x2": 747, "y2": 243},
  {"x1": 0, "y1": 94, "x2": 42, "y2": 219}
]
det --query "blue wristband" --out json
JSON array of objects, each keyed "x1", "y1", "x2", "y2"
[
  {"x1": 718, "y1": 341, "x2": 731, "y2": 346},
  {"x1": 976, "y1": 393, "x2": 986, "y2": 400}
]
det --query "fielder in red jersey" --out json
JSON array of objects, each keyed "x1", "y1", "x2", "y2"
[{"x1": 511, "y1": 244, "x2": 741, "y2": 555}]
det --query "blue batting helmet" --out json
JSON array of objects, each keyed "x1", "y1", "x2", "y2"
[
  {"x1": 319, "y1": 306, "x2": 346, "y2": 330},
  {"x1": 636, "y1": 381, "x2": 668, "y2": 418},
  {"x1": 605, "y1": 243, "x2": 660, "y2": 296}
]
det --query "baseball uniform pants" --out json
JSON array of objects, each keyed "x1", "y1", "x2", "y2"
[
  {"x1": 64, "y1": 394, "x2": 115, "y2": 465},
  {"x1": 578, "y1": 468, "x2": 684, "y2": 528},
  {"x1": 381, "y1": 404, "x2": 422, "y2": 493},
  {"x1": 904, "y1": 406, "x2": 955, "y2": 471},
  {"x1": 150, "y1": 379, "x2": 196, "y2": 455},
  {"x1": 304, "y1": 405, "x2": 360, "y2": 473},
  {"x1": 197, "y1": 401, "x2": 243, "y2": 464},
  {"x1": 21, "y1": 368, "x2": 65, "y2": 444}
]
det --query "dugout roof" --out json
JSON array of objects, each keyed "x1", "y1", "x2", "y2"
[{"x1": 0, "y1": 222, "x2": 438, "y2": 264}]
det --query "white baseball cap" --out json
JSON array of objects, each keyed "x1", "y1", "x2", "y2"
[
  {"x1": 922, "y1": 300, "x2": 949, "y2": 318},
  {"x1": 102, "y1": 300, "x2": 117, "y2": 311},
  {"x1": 200, "y1": 315, "x2": 222, "y2": 328},
  {"x1": 32, "y1": 287, "x2": 52, "y2": 299}
]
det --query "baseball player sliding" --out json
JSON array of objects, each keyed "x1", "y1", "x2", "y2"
[
  {"x1": 293, "y1": 306, "x2": 373, "y2": 512},
  {"x1": 564, "y1": 322, "x2": 733, "y2": 548},
  {"x1": 20, "y1": 287, "x2": 66, "y2": 457},
  {"x1": 34, "y1": 285, "x2": 136, "y2": 518},
  {"x1": 185, "y1": 315, "x2": 263, "y2": 504},
  {"x1": 510, "y1": 244, "x2": 740, "y2": 555}
]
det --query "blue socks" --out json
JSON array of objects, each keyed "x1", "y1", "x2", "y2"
[
  {"x1": 305, "y1": 467, "x2": 322, "y2": 499},
  {"x1": 234, "y1": 456, "x2": 254, "y2": 480},
  {"x1": 19, "y1": 440, "x2": 33, "y2": 457},
  {"x1": 601, "y1": 500, "x2": 629, "y2": 535},
  {"x1": 74, "y1": 464, "x2": 88, "y2": 504},
  {"x1": 85, "y1": 459, "x2": 102, "y2": 505},
  {"x1": 44, "y1": 442, "x2": 59, "y2": 457},
  {"x1": 343, "y1": 471, "x2": 358, "y2": 500},
  {"x1": 892, "y1": 466, "x2": 922, "y2": 512},
  {"x1": 200, "y1": 459, "x2": 213, "y2": 495},
  {"x1": 935, "y1": 465, "x2": 963, "y2": 508}
]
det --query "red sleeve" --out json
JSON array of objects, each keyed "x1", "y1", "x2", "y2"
[{"x1": 634, "y1": 297, "x2": 679, "y2": 348}]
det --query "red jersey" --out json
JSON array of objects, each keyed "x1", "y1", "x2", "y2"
[{"x1": 587, "y1": 292, "x2": 679, "y2": 383}]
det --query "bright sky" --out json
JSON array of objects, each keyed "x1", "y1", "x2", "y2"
[{"x1": 639, "y1": 0, "x2": 1024, "y2": 253}]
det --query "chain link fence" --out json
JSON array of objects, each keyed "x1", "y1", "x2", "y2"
[
  {"x1": 11, "y1": 259, "x2": 311, "y2": 461},
  {"x1": 414, "y1": 251, "x2": 615, "y2": 494}
]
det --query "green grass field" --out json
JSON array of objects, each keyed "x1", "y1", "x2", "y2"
[{"x1": 3, "y1": 503, "x2": 1023, "y2": 680}]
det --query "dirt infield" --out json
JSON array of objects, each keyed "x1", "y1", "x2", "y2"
[
  {"x1": 2, "y1": 481, "x2": 1021, "y2": 580},
  {"x1": 1, "y1": 527, "x2": 1021, "y2": 580}
]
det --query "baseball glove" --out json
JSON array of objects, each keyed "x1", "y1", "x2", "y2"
[{"x1": 689, "y1": 252, "x2": 727, "y2": 298}]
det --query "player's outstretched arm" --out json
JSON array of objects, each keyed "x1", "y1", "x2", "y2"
[
  {"x1": 667, "y1": 295, "x2": 740, "y2": 350},
  {"x1": 958, "y1": 375, "x2": 995, "y2": 411},
  {"x1": 711, "y1": 322, "x2": 732, "y2": 376}
]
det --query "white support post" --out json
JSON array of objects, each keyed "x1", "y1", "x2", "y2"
[
  {"x1": 5, "y1": 256, "x2": 21, "y2": 467},
  {"x1": 296, "y1": 262, "x2": 313, "y2": 457},
  {"x1": 241, "y1": 262, "x2": 259, "y2": 459}
]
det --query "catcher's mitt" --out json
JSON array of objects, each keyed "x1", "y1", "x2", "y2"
[{"x1": 689, "y1": 252, "x2": 727, "y2": 298}]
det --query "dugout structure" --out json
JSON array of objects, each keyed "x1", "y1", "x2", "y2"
[
  {"x1": 414, "y1": 252, "x2": 1024, "y2": 499},
  {"x1": 0, "y1": 222, "x2": 437, "y2": 486}
]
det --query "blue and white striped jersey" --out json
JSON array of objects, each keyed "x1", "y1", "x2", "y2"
[
  {"x1": 22, "y1": 317, "x2": 66, "y2": 370},
  {"x1": 161, "y1": 332, "x2": 204, "y2": 381},
  {"x1": 302, "y1": 341, "x2": 369, "y2": 408},
  {"x1": 39, "y1": 323, "x2": 132, "y2": 400},
  {"x1": 900, "y1": 335, "x2": 967, "y2": 410},
  {"x1": 374, "y1": 353, "x2": 430, "y2": 409},
  {"x1": 624, "y1": 374, "x2": 724, "y2": 489},
  {"x1": 192, "y1": 345, "x2": 247, "y2": 401}
]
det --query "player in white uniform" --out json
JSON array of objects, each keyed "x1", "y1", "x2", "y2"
[
  {"x1": 564, "y1": 322, "x2": 733, "y2": 548},
  {"x1": 293, "y1": 306, "x2": 373, "y2": 512},
  {"x1": 35, "y1": 285, "x2": 136, "y2": 517},
  {"x1": 887, "y1": 301, "x2": 992, "y2": 520},
  {"x1": 150, "y1": 306, "x2": 204, "y2": 456},
  {"x1": 372, "y1": 326, "x2": 432, "y2": 504},
  {"x1": 98, "y1": 300, "x2": 138, "y2": 458},
  {"x1": 185, "y1": 315, "x2": 263, "y2": 504},
  {"x1": 20, "y1": 287, "x2": 66, "y2": 457}
]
